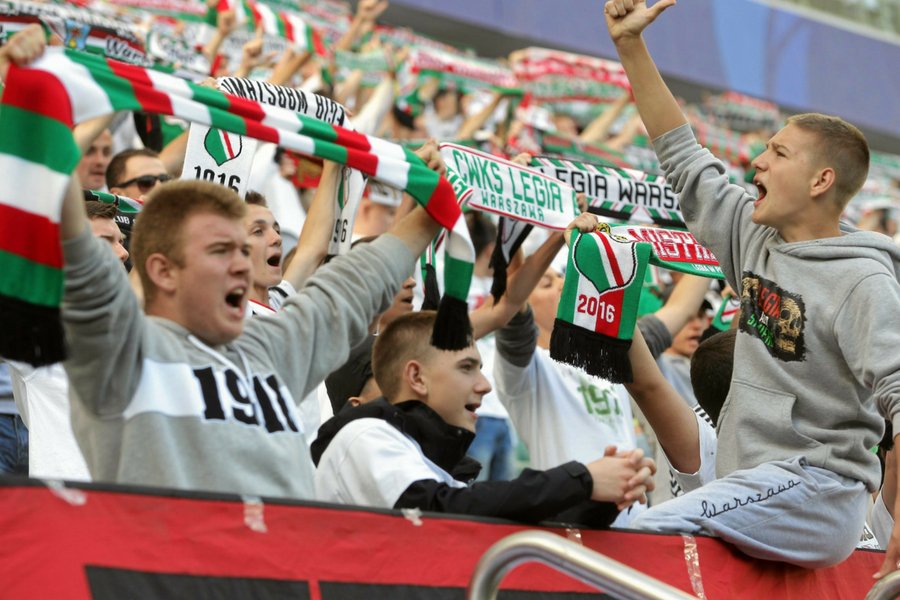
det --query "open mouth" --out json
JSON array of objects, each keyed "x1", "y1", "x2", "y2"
[
  {"x1": 753, "y1": 180, "x2": 767, "y2": 207},
  {"x1": 465, "y1": 403, "x2": 480, "y2": 417},
  {"x1": 266, "y1": 254, "x2": 282, "y2": 268},
  {"x1": 225, "y1": 287, "x2": 246, "y2": 311}
]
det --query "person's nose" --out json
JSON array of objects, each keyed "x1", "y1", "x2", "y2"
[
  {"x1": 116, "y1": 242, "x2": 129, "y2": 263},
  {"x1": 475, "y1": 371, "x2": 492, "y2": 395}
]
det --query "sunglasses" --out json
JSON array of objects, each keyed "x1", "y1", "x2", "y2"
[{"x1": 114, "y1": 173, "x2": 173, "y2": 192}]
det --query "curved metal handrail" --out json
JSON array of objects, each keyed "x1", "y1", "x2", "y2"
[
  {"x1": 467, "y1": 530, "x2": 698, "y2": 600},
  {"x1": 866, "y1": 570, "x2": 900, "y2": 600}
]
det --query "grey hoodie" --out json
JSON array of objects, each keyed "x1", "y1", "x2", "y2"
[
  {"x1": 62, "y1": 225, "x2": 412, "y2": 499},
  {"x1": 654, "y1": 124, "x2": 900, "y2": 491}
]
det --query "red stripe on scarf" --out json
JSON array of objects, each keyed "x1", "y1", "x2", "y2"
[
  {"x1": 107, "y1": 60, "x2": 174, "y2": 115},
  {"x1": 596, "y1": 233, "x2": 625, "y2": 287},
  {"x1": 422, "y1": 177, "x2": 459, "y2": 231},
  {"x1": 2, "y1": 66, "x2": 73, "y2": 126},
  {"x1": 345, "y1": 148, "x2": 378, "y2": 175},
  {"x1": 335, "y1": 128, "x2": 372, "y2": 152},
  {"x1": 0, "y1": 205, "x2": 62, "y2": 267}
]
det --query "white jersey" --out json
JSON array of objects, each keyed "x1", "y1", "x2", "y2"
[
  {"x1": 494, "y1": 346, "x2": 636, "y2": 469},
  {"x1": 315, "y1": 418, "x2": 466, "y2": 508}
]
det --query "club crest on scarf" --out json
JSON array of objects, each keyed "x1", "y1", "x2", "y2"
[{"x1": 550, "y1": 230, "x2": 652, "y2": 384}]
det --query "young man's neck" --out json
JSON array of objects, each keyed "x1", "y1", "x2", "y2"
[
  {"x1": 250, "y1": 283, "x2": 269, "y2": 305},
  {"x1": 777, "y1": 220, "x2": 842, "y2": 243}
]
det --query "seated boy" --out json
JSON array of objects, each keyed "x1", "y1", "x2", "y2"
[{"x1": 311, "y1": 309, "x2": 656, "y2": 526}]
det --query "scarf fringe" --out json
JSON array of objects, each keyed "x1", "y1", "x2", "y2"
[
  {"x1": 549, "y1": 318, "x2": 633, "y2": 384},
  {"x1": 0, "y1": 294, "x2": 66, "y2": 366},
  {"x1": 488, "y1": 236, "x2": 508, "y2": 304},
  {"x1": 431, "y1": 295, "x2": 472, "y2": 351},
  {"x1": 421, "y1": 262, "x2": 441, "y2": 311}
]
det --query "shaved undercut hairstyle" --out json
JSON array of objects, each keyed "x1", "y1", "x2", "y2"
[{"x1": 372, "y1": 310, "x2": 440, "y2": 401}]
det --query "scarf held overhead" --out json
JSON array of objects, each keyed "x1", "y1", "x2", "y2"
[
  {"x1": 0, "y1": 47, "x2": 474, "y2": 363},
  {"x1": 550, "y1": 229, "x2": 652, "y2": 384}
]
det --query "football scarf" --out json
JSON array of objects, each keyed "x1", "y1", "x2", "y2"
[
  {"x1": 209, "y1": 0, "x2": 325, "y2": 56},
  {"x1": 440, "y1": 143, "x2": 577, "y2": 301},
  {"x1": 605, "y1": 224, "x2": 724, "y2": 279},
  {"x1": 550, "y1": 229, "x2": 652, "y2": 383},
  {"x1": 531, "y1": 156, "x2": 683, "y2": 228},
  {"x1": 0, "y1": 47, "x2": 474, "y2": 364}
]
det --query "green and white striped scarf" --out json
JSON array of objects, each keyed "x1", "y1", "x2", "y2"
[{"x1": 0, "y1": 48, "x2": 474, "y2": 364}]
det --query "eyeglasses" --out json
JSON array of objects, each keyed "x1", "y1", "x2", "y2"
[{"x1": 113, "y1": 173, "x2": 173, "y2": 193}]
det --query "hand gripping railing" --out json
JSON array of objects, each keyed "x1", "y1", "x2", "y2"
[
  {"x1": 866, "y1": 570, "x2": 900, "y2": 600},
  {"x1": 467, "y1": 530, "x2": 698, "y2": 600}
]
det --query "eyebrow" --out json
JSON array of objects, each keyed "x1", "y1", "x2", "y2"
[
  {"x1": 767, "y1": 142, "x2": 790, "y2": 154},
  {"x1": 456, "y1": 357, "x2": 482, "y2": 369}
]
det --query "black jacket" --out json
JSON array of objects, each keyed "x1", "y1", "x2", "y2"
[{"x1": 312, "y1": 398, "x2": 619, "y2": 527}]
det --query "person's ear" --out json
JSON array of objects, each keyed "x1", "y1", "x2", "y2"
[
  {"x1": 404, "y1": 360, "x2": 428, "y2": 397},
  {"x1": 810, "y1": 166, "x2": 836, "y2": 199},
  {"x1": 348, "y1": 397, "x2": 362, "y2": 408},
  {"x1": 144, "y1": 252, "x2": 179, "y2": 296}
]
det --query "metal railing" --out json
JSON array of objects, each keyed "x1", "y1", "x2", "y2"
[
  {"x1": 866, "y1": 570, "x2": 900, "y2": 600},
  {"x1": 466, "y1": 530, "x2": 698, "y2": 600}
]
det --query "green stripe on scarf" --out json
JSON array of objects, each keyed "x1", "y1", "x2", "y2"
[{"x1": 0, "y1": 105, "x2": 80, "y2": 173}]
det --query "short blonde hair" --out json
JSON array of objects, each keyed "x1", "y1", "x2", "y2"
[
  {"x1": 131, "y1": 180, "x2": 246, "y2": 303},
  {"x1": 786, "y1": 113, "x2": 869, "y2": 208}
]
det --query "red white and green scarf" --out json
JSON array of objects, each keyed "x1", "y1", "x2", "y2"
[
  {"x1": 550, "y1": 229, "x2": 652, "y2": 383},
  {"x1": 0, "y1": 48, "x2": 474, "y2": 363}
]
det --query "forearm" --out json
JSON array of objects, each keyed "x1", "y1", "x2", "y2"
[
  {"x1": 395, "y1": 462, "x2": 591, "y2": 522},
  {"x1": 613, "y1": 37, "x2": 686, "y2": 140},
  {"x1": 507, "y1": 232, "x2": 565, "y2": 309},
  {"x1": 159, "y1": 129, "x2": 188, "y2": 177},
  {"x1": 61, "y1": 175, "x2": 87, "y2": 241},
  {"x1": 385, "y1": 205, "x2": 442, "y2": 258},
  {"x1": 73, "y1": 114, "x2": 114, "y2": 153},
  {"x1": 652, "y1": 274, "x2": 710, "y2": 336},
  {"x1": 625, "y1": 326, "x2": 699, "y2": 473},
  {"x1": 457, "y1": 92, "x2": 503, "y2": 140},
  {"x1": 267, "y1": 49, "x2": 311, "y2": 87},
  {"x1": 578, "y1": 93, "x2": 629, "y2": 144},
  {"x1": 283, "y1": 161, "x2": 339, "y2": 289}
]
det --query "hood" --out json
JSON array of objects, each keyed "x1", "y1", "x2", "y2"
[
  {"x1": 311, "y1": 398, "x2": 478, "y2": 479},
  {"x1": 778, "y1": 229, "x2": 900, "y2": 280}
]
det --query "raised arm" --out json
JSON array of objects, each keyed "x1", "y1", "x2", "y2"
[
  {"x1": 605, "y1": 0, "x2": 686, "y2": 140},
  {"x1": 625, "y1": 324, "x2": 700, "y2": 473},
  {"x1": 652, "y1": 274, "x2": 711, "y2": 336},
  {"x1": 282, "y1": 161, "x2": 340, "y2": 289}
]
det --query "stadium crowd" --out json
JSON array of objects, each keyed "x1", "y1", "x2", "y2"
[{"x1": 1, "y1": 0, "x2": 900, "y2": 577}]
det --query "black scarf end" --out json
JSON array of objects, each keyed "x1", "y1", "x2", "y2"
[
  {"x1": 549, "y1": 318, "x2": 632, "y2": 383},
  {"x1": 431, "y1": 295, "x2": 473, "y2": 351}
]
